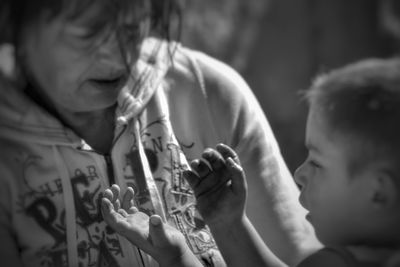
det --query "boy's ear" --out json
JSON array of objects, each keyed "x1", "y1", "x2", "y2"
[{"x1": 366, "y1": 170, "x2": 398, "y2": 208}]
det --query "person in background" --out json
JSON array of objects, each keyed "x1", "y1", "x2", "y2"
[
  {"x1": 0, "y1": 0, "x2": 318, "y2": 266},
  {"x1": 102, "y1": 58, "x2": 400, "y2": 266},
  {"x1": 380, "y1": 0, "x2": 400, "y2": 51}
]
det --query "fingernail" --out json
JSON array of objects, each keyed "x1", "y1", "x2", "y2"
[
  {"x1": 190, "y1": 160, "x2": 199, "y2": 168},
  {"x1": 127, "y1": 186, "x2": 135, "y2": 195},
  {"x1": 150, "y1": 215, "x2": 161, "y2": 226},
  {"x1": 226, "y1": 157, "x2": 234, "y2": 166},
  {"x1": 202, "y1": 149, "x2": 212, "y2": 157}
]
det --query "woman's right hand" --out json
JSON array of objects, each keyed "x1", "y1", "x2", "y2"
[{"x1": 101, "y1": 185, "x2": 199, "y2": 267}]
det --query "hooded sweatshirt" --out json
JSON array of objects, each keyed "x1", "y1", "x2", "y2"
[{"x1": 0, "y1": 38, "x2": 313, "y2": 267}]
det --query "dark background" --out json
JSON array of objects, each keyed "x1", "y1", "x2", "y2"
[{"x1": 180, "y1": 0, "x2": 397, "y2": 172}]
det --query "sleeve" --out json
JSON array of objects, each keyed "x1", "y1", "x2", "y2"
[
  {"x1": 297, "y1": 248, "x2": 354, "y2": 267},
  {"x1": 384, "y1": 251, "x2": 400, "y2": 267},
  {"x1": 0, "y1": 159, "x2": 24, "y2": 267},
  {"x1": 191, "y1": 50, "x2": 321, "y2": 265}
]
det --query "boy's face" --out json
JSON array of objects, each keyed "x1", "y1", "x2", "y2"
[
  {"x1": 20, "y1": 3, "x2": 150, "y2": 113},
  {"x1": 294, "y1": 109, "x2": 369, "y2": 246}
]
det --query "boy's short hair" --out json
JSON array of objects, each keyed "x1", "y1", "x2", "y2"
[{"x1": 305, "y1": 58, "x2": 400, "y2": 176}]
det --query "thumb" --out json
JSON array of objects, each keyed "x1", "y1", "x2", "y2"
[
  {"x1": 149, "y1": 215, "x2": 169, "y2": 247},
  {"x1": 226, "y1": 157, "x2": 247, "y2": 196}
]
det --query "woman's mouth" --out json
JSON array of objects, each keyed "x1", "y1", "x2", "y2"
[{"x1": 89, "y1": 74, "x2": 128, "y2": 91}]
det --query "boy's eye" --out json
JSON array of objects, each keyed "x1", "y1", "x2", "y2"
[{"x1": 309, "y1": 160, "x2": 321, "y2": 169}]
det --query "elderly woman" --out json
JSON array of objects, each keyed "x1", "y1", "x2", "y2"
[{"x1": 0, "y1": 0, "x2": 318, "y2": 266}]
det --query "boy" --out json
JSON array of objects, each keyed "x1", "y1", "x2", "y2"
[{"x1": 102, "y1": 58, "x2": 400, "y2": 266}]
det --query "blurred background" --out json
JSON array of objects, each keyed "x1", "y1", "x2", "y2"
[{"x1": 179, "y1": 0, "x2": 399, "y2": 173}]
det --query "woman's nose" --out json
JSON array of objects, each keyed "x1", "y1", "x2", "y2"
[{"x1": 97, "y1": 34, "x2": 128, "y2": 66}]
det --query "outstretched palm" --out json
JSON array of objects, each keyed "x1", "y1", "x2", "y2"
[{"x1": 101, "y1": 185, "x2": 189, "y2": 265}]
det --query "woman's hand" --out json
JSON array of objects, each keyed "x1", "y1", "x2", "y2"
[{"x1": 101, "y1": 185, "x2": 201, "y2": 267}]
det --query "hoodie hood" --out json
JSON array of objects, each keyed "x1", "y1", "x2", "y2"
[
  {"x1": 0, "y1": 37, "x2": 180, "y2": 267},
  {"x1": 0, "y1": 38, "x2": 229, "y2": 267},
  {"x1": 0, "y1": 38, "x2": 175, "y2": 146}
]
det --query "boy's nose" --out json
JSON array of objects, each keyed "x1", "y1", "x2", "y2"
[{"x1": 294, "y1": 163, "x2": 307, "y2": 189}]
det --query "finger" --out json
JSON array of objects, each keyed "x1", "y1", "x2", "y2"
[
  {"x1": 110, "y1": 184, "x2": 121, "y2": 203},
  {"x1": 101, "y1": 197, "x2": 114, "y2": 215},
  {"x1": 118, "y1": 208, "x2": 129, "y2": 217},
  {"x1": 122, "y1": 187, "x2": 135, "y2": 211},
  {"x1": 128, "y1": 206, "x2": 139, "y2": 214},
  {"x1": 114, "y1": 199, "x2": 121, "y2": 211},
  {"x1": 149, "y1": 215, "x2": 169, "y2": 247},
  {"x1": 110, "y1": 185, "x2": 121, "y2": 211},
  {"x1": 202, "y1": 148, "x2": 225, "y2": 172},
  {"x1": 226, "y1": 157, "x2": 247, "y2": 196},
  {"x1": 103, "y1": 188, "x2": 121, "y2": 212},
  {"x1": 103, "y1": 189, "x2": 113, "y2": 202},
  {"x1": 190, "y1": 159, "x2": 212, "y2": 178},
  {"x1": 216, "y1": 143, "x2": 240, "y2": 164},
  {"x1": 182, "y1": 170, "x2": 201, "y2": 189},
  {"x1": 194, "y1": 172, "x2": 229, "y2": 199},
  {"x1": 101, "y1": 198, "x2": 128, "y2": 234},
  {"x1": 101, "y1": 198, "x2": 121, "y2": 225}
]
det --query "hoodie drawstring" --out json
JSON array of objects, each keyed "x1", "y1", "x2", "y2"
[
  {"x1": 52, "y1": 146, "x2": 78, "y2": 267},
  {"x1": 133, "y1": 118, "x2": 167, "y2": 222}
]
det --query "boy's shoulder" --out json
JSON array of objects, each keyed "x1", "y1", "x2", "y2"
[
  {"x1": 298, "y1": 246, "x2": 387, "y2": 267},
  {"x1": 297, "y1": 247, "x2": 355, "y2": 267}
]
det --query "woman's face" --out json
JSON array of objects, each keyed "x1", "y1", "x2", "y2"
[{"x1": 20, "y1": 3, "x2": 150, "y2": 113}]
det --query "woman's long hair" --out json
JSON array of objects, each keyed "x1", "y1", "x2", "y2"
[{"x1": 0, "y1": 0, "x2": 183, "y2": 46}]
